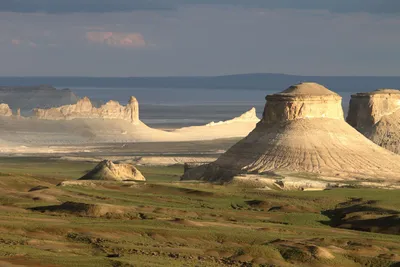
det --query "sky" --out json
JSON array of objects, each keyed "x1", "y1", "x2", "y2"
[{"x1": 0, "y1": 1, "x2": 400, "y2": 76}]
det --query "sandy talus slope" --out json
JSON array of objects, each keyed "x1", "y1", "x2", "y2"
[
  {"x1": 184, "y1": 83, "x2": 400, "y2": 182},
  {"x1": 347, "y1": 89, "x2": 400, "y2": 154},
  {"x1": 173, "y1": 107, "x2": 259, "y2": 140}
]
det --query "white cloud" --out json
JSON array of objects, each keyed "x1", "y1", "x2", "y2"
[{"x1": 85, "y1": 31, "x2": 147, "y2": 48}]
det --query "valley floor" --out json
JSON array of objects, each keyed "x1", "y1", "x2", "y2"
[{"x1": 0, "y1": 157, "x2": 399, "y2": 266}]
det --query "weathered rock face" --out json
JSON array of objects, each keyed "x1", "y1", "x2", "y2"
[
  {"x1": 0, "y1": 103, "x2": 12, "y2": 116},
  {"x1": 346, "y1": 89, "x2": 400, "y2": 153},
  {"x1": 182, "y1": 82, "x2": 400, "y2": 183},
  {"x1": 79, "y1": 160, "x2": 145, "y2": 181},
  {"x1": 34, "y1": 96, "x2": 140, "y2": 124},
  {"x1": 263, "y1": 83, "x2": 343, "y2": 123},
  {"x1": 347, "y1": 89, "x2": 400, "y2": 132}
]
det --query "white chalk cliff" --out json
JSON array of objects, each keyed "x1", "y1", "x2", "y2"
[
  {"x1": 34, "y1": 96, "x2": 140, "y2": 124},
  {"x1": 0, "y1": 96, "x2": 258, "y2": 145},
  {"x1": 347, "y1": 89, "x2": 400, "y2": 154}
]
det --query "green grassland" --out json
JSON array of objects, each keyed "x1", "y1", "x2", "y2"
[{"x1": 0, "y1": 157, "x2": 399, "y2": 266}]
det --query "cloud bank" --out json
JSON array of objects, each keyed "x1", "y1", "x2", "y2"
[
  {"x1": 1, "y1": 6, "x2": 400, "y2": 76},
  {"x1": 0, "y1": 0, "x2": 399, "y2": 14},
  {"x1": 86, "y1": 32, "x2": 147, "y2": 48}
]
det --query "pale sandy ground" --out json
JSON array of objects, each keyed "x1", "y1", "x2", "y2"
[
  {"x1": 0, "y1": 103, "x2": 257, "y2": 167},
  {"x1": 0, "y1": 138, "x2": 237, "y2": 165},
  {"x1": 0, "y1": 109, "x2": 258, "y2": 146}
]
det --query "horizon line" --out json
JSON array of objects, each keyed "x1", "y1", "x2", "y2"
[{"x1": 1, "y1": 73, "x2": 400, "y2": 78}]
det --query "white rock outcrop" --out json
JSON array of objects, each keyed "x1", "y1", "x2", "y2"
[
  {"x1": 347, "y1": 89, "x2": 400, "y2": 132},
  {"x1": 0, "y1": 103, "x2": 12, "y2": 116},
  {"x1": 346, "y1": 89, "x2": 400, "y2": 153},
  {"x1": 33, "y1": 96, "x2": 140, "y2": 124},
  {"x1": 263, "y1": 83, "x2": 344, "y2": 122},
  {"x1": 182, "y1": 82, "x2": 400, "y2": 183}
]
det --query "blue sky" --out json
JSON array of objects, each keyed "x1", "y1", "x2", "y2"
[{"x1": 0, "y1": 1, "x2": 399, "y2": 76}]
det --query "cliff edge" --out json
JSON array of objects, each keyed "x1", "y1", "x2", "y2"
[
  {"x1": 34, "y1": 96, "x2": 140, "y2": 124},
  {"x1": 346, "y1": 89, "x2": 400, "y2": 153}
]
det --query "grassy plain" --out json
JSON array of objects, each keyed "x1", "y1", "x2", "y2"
[{"x1": 0, "y1": 157, "x2": 398, "y2": 266}]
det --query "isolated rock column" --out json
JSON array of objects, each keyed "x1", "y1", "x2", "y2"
[{"x1": 128, "y1": 96, "x2": 140, "y2": 124}]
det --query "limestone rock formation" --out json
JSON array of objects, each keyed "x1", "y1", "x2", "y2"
[
  {"x1": 80, "y1": 160, "x2": 145, "y2": 181},
  {"x1": 206, "y1": 107, "x2": 259, "y2": 126},
  {"x1": 182, "y1": 82, "x2": 400, "y2": 183},
  {"x1": 34, "y1": 96, "x2": 139, "y2": 124},
  {"x1": 0, "y1": 104, "x2": 12, "y2": 116},
  {"x1": 346, "y1": 89, "x2": 400, "y2": 153}
]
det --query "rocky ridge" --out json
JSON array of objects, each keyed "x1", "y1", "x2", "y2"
[{"x1": 33, "y1": 96, "x2": 139, "y2": 124}]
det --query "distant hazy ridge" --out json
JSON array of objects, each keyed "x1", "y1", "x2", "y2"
[{"x1": 1, "y1": 74, "x2": 400, "y2": 92}]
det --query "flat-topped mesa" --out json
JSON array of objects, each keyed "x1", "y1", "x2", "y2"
[
  {"x1": 33, "y1": 96, "x2": 140, "y2": 124},
  {"x1": 182, "y1": 82, "x2": 400, "y2": 183},
  {"x1": 0, "y1": 103, "x2": 12, "y2": 116},
  {"x1": 346, "y1": 89, "x2": 400, "y2": 132},
  {"x1": 262, "y1": 82, "x2": 343, "y2": 123},
  {"x1": 346, "y1": 89, "x2": 400, "y2": 154}
]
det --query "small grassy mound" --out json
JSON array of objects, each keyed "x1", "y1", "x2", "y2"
[{"x1": 29, "y1": 201, "x2": 137, "y2": 219}]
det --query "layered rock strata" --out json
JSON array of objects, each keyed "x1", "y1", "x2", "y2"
[
  {"x1": 34, "y1": 96, "x2": 139, "y2": 124},
  {"x1": 182, "y1": 83, "x2": 400, "y2": 183},
  {"x1": 346, "y1": 89, "x2": 400, "y2": 153}
]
